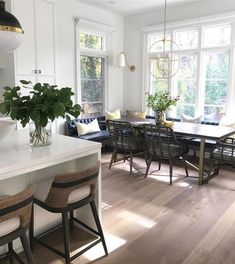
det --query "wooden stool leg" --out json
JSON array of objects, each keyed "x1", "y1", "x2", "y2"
[
  {"x1": 29, "y1": 203, "x2": 34, "y2": 251},
  {"x1": 90, "y1": 200, "x2": 108, "y2": 256},
  {"x1": 62, "y1": 212, "x2": 70, "y2": 264},
  {"x1": 8, "y1": 242, "x2": 14, "y2": 264},
  {"x1": 69, "y1": 211, "x2": 74, "y2": 230},
  {"x1": 20, "y1": 231, "x2": 34, "y2": 264}
]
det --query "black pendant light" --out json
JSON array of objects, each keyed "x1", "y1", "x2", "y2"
[{"x1": 0, "y1": 0, "x2": 24, "y2": 52}]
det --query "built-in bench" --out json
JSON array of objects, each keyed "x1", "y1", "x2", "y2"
[{"x1": 65, "y1": 116, "x2": 111, "y2": 146}]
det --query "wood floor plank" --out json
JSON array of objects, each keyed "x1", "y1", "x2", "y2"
[{"x1": 4, "y1": 150, "x2": 235, "y2": 264}]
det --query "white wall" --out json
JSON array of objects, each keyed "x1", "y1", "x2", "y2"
[
  {"x1": 54, "y1": 0, "x2": 124, "y2": 114},
  {"x1": 123, "y1": 1, "x2": 235, "y2": 112}
]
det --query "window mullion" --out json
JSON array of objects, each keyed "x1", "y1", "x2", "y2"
[
  {"x1": 196, "y1": 27, "x2": 204, "y2": 118},
  {"x1": 226, "y1": 21, "x2": 235, "y2": 116}
]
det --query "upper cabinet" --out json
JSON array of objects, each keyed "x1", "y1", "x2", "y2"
[{"x1": 13, "y1": 0, "x2": 55, "y2": 85}]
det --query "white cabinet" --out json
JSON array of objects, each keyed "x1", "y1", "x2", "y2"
[{"x1": 13, "y1": 0, "x2": 55, "y2": 86}]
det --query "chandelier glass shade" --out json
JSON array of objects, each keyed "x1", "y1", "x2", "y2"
[
  {"x1": 148, "y1": 0, "x2": 180, "y2": 79},
  {"x1": 0, "y1": 0, "x2": 24, "y2": 52}
]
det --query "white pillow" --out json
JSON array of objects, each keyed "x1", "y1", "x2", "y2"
[
  {"x1": 76, "y1": 119, "x2": 101, "y2": 136},
  {"x1": 181, "y1": 113, "x2": 202, "y2": 124}
]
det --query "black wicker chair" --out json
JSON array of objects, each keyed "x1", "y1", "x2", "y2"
[
  {"x1": 207, "y1": 137, "x2": 235, "y2": 181},
  {"x1": 107, "y1": 120, "x2": 144, "y2": 174},
  {"x1": 143, "y1": 124, "x2": 189, "y2": 185}
]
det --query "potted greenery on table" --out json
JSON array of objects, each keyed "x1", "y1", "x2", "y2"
[
  {"x1": 0, "y1": 80, "x2": 82, "y2": 147},
  {"x1": 146, "y1": 91, "x2": 179, "y2": 124}
]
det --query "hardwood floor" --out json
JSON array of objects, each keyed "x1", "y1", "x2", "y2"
[{"x1": 4, "y1": 150, "x2": 235, "y2": 264}]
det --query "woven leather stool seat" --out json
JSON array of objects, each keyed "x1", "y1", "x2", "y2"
[
  {"x1": 0, "y1": 188, "x2": 34, "y2": 264},
  {"x1": 30, "y1": 162, "x2": 108, "y2": 264}
]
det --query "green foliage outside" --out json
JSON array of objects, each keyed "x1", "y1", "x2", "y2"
[
  {"x1": 80, "y1": 32, "x2": 102, "y2": 50},
  {"x1": 0, "y1": 81, "x2": 82, "y2": 128}
]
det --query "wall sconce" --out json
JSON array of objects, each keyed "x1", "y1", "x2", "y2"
[
  {"x1": 0, "y1": 0, "x2": 24, "y2": 52},
  {"x1": 116, "y1": 52, "x2": 136, "y2": 72}
]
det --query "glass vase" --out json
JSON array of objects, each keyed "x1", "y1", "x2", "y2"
[
  {"x1": 29, "y1": 121, "x2": 52, "y2": 147},
  {"x1": 155, "y1": 110, "x2": 165, "y2": 124}
]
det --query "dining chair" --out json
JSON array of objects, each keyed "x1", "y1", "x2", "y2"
[
  {"x1": 143, "y1": 124, "x2": 189, "y2": 185},
  {"x1": 30, "y1": 162, "x2": 108, "y2": 264},
  {"x1": 0, "y1": 187, "x2": 34, "y2": 264},
  {"x1": 107, "y1": 120, "x2": 144, "y2": 174},
  {"x1": 207, "y1": 137, "x2": 235, "y2": 181}
]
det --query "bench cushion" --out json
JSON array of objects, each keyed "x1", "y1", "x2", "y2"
[{"x1": 79, "y1": 130, "x2": 110, "y2": 141}]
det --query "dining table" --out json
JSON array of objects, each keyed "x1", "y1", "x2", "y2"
[{"x1": 109, "y1": 117, "x2": 235, "y2": 185}]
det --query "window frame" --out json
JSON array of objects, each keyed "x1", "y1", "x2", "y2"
[
  {"x1": 143, "y1": 14, "x2": 235, "y2": 122},
  {"x1": 76, "y1": 26, "x2": 109, "y2": 117}
]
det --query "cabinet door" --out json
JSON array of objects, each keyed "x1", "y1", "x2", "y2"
[
  {"x1": 37, "y1": 75, "x2": 55, "y2": 86},
  {"x1": 35, "y1": 0, "x2": 55, "y2": 76},
  {"x1": 13, "y1": 0, "x2": 36, "y2": 75}
]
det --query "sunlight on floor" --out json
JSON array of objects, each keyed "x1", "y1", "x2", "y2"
[
  {"x1": 148, "y1": 174, "x2": 178, "y2": 183},
  {"x1": 83, "y1": 233, "x2": 127, "y2": 261},
  {"x1": 118, "y1": 210, "x2": 157, "y2": 228},
  {"x1": 101, "y1": 202, "x2": 112, "y2": 210},
  {"x1": 176, "y1": 181, "x2": 191, "y2": 187}
]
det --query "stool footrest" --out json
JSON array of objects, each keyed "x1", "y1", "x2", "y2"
[{"x1": 72, "y1": 217, "x2": 100, "y2": 236}]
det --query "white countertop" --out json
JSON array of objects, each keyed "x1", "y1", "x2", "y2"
[{"x1": 0, "y1": 130, "x2": 101, "y2": 181}]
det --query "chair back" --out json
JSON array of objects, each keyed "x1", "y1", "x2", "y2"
[
  {"x1": 45, "y1": 162, "x2": 100, "y2": 208},
  {"x1": 107, "y1": 120, "x2": 139, "y2": 152},
  {"x1": 143, "y1": 124, "x2": 179, "y2": 158},
  {"x1": 0, "y1": 187, "x2": 34, "y2": 228}
]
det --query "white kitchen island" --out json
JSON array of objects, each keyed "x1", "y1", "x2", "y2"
[{"x1": 0, "y1": 129, "x2": 102, "y2": 251}]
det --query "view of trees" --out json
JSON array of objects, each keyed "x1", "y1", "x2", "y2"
[
  {"x1": 80, "y1": 32, "x2": 102, "y2": 50},
  {"x1": 148, "y1": 25, "x2": 230, "y2": 122},
  {"x1": 80, "y1": 32, "x2": 104, "y2": 116}
]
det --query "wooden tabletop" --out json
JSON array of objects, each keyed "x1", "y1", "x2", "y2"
[{"x1": 110, "y1": 117, "x2": 235, "y2": 141}]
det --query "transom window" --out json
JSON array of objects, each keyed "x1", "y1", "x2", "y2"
[{"x1": 147, "y1": 23, "x2": 232, "y2": 122}]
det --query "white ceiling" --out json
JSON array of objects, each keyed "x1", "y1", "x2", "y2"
[{"x1": 77, "y1": 0, "x2": 201, "y2": 16}]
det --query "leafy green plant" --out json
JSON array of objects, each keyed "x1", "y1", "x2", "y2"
[
  {"x1": 0, "y1": 80, "x2": 82, "y2": 127},
  {"x1": 146, "y1": 91, "x2": 180, "y2": 111}
]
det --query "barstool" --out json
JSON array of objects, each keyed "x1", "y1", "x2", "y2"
[
  {"x1": 0, "y1": 187, "x2": 34, "y2": 264},
  {"x1": 30, "y1": 162, "x2": 108, "y2": 264}
]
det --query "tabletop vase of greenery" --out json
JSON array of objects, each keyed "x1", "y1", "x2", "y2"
[
  {"x1": 146, "y1": 91, "x2": 179, "y2": 124},
  {"x1": 0, "y1": 80, "x2": 82, "y2": 147}
]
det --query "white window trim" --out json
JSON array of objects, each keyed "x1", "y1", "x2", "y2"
[
  {"x1": 75, "y1": 17, "x2": 113, "y2": 115},
  {"x1": 143, "y1": 12, "x2": 235, "y2": 120}
]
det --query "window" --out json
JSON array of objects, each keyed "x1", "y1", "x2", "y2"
[
  {"x1": 79, "y1": 31, "x2": 106, "y2": 117},
  {"x1": 146, "y1": 23, "x2": 232, "y2": 122}
]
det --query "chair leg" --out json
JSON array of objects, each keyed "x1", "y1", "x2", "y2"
[
  {"x1": 145, "y1": 155, "x2": 152, "y2": 178},
  {"x1": 62, "y1": 212, "x2": 70, "y2": 264},
  {"x1": 144, "y1": 153, "x2": 148, "y2": 166},
  {"x1": 8, "y1": 242, "x2": 14, "y2": 264},
  {"x1": 214, "y1": 159, "x2": 220, "y2": 175},
  {"x1": 109, "y1": 150, "x2": 116, "y2": 169},
  {"x1": 169, "y1": 159, "x2": 173, "y2": 185},
  {"x1": 29, "y1": 203, "x2": 34, "y2": 251},
  {"x1": 158, "y1": 161, "x2": 161, "y2": 171},
  {"x1": 90, "y1": 200, "x2": 108, "y2": 256},
  {"x1": 130, "y1": 152, "x2": 133, "y2": 174},
  {"x1": 183, "y1": 158, "x2": 189, "y2": 177},
  {"x1": 20, "y1": 231, "x2": 34, "y2": 264}
]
